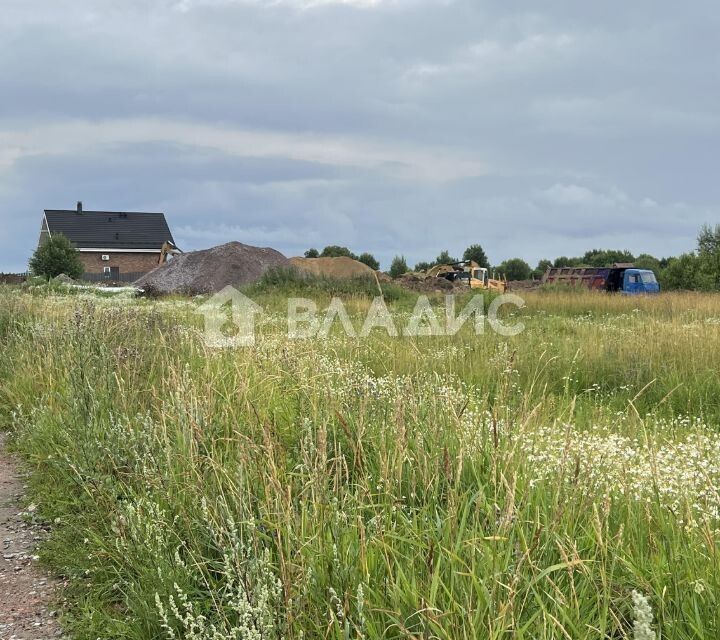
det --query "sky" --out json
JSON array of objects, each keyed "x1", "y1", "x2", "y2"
[{"x1": 1, "y1": 0, "x2": 718, "y2": 272}]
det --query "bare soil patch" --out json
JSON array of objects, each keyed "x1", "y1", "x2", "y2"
[
  {"x1": 394, "y1": 272, "x2": 456, "y2": 293},
  {"x1": 0, "y1": 433, "x2": 64, "y2": 639}
]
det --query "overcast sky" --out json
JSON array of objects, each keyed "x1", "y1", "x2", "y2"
[{"x1": 1, "y1": 0, "x2": 718, "y2": 272}]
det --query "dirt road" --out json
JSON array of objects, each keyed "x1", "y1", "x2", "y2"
[{"x1": 0, "y1": 433, "x2": 64, "y2": 639}]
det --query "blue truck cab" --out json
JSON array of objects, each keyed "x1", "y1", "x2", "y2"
[{"x1": 621, "y1": 268, "x2": 660, "y2": 294}]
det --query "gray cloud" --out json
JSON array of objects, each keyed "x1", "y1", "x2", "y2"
[{"x1": 1, "y1": 0, "x2": 718, "y2": 272}]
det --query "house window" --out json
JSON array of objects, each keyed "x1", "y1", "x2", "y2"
[{"x1": 103, "y1": 267, "x2": 111, "y2": 274}]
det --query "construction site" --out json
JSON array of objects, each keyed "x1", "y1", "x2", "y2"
[
  {"x1": 22, "y1": 237, "x2": 666, "y2": 297},
  {"x1": 132, "y1": 242, "x2": 662, "y2": 296},
  {"x1": 105, "y1": 240, "x2": 511, "y2": 296}
]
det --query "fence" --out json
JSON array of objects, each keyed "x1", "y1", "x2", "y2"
[
  {"x1": 0, "y1": 272, "x2": 28, "y2": 284},
  {"x1": 81, "y1": 272, "x2": 146, "y2": 284},
  {"x1": 1, "y1": 272, "x2": 145, "y2": 285}
]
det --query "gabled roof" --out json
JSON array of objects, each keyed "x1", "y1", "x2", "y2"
[{"x1": 44, "y1": 209, "x2": 175, "y2": 250}]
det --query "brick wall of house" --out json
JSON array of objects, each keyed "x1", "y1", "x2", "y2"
[{"x1": 79, "y1": 252, "x2": 160, "y2": 276}]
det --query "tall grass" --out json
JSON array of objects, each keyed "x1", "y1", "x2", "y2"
[
  {"x1": 1, "y1": 287, "x2": 719, "y2": 638},
  {"x1": 247, "y1": 266, "x2": 409, "y2": 304}
]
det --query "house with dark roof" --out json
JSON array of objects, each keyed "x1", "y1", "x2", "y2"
[{"x1": 39, "y1": 202, "x2": 177, "y2": 281}]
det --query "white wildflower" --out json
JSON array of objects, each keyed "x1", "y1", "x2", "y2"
[{"x1": 631, "y1": 590, "x2": 655, "y2": 640}]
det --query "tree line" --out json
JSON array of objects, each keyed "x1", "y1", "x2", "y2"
[
  {"x1": 305, "y1": 224, "x2": 720, "y2": 291},
  {"x1": 529, "y1": 224, "x2": 720, "y2": 290}
]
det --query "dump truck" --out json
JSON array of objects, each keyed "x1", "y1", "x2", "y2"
[
  {"x1": 542, "y1": 263, "x2": 660, "y2": 294},
  {"x1": 428, "y1": 261, "x2": 507, "y2": 292}
]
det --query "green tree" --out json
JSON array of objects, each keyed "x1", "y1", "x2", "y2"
[
  {"x1": 304, "y1": 248, "x2": 319, "y2": 258},
  {"x1": 582, "y1": 249, "x2": 635, "y2": 267},
  {"x1": 414, "y1": 261, "x2": 431, "y2": 272},
  {"x1": 357, "y1": 252, "x2": 380, "y2": 270},
  {"x1": 29, "y1": 233, "x2": 83, "y2": 280},
  {"x1": 462, "y1": 244, "x2": 489, "y2": 268},
  {"x1": 634, "y1": 253, "x2": 661, "y2": 273},
  {"x1": 434, "y1": 250, "x2": 457, "y2": 265},
  {"x1": 661, "y1": 225, "x2": 720, "y2": 291},
  {"x1": 533, "y1": 259, "x2": 552, "y2": 279},
  {"x1": 320, "y1": 245, "x2": 357, "y2": 259},
  {"x1": 497, "y1": 258, "x2": 532, "y2": 281},
  {"x1": 697, "y1": 224, "x2": 720, "y2": 289},
  {"x1": 660, "y1": 253, "x2": 701, "y2": 290},
  {"x1": 389, "y1": 255, "x2": 408, "y2": 278},
  {"x1": 553, "y1": 256, "x2": 583, "y2": 268},
  {"x1": 698, "y1": 223, "x2": 720, "y2": 255}
]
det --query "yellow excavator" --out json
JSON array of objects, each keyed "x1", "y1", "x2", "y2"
[
  {"x1": 427, "y1": 261, "x2": 507, "y2": 292},
  {"x1": 158, "y1": 241, "x2": 182, "y2": 265}
]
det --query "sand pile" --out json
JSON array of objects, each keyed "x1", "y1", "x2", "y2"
[
  {"x1": 289, "y1": 256, "x2": 375, "y2": 279},
  {"x1": 135, "y1": 241, "x2": 289, "y2": 295}
]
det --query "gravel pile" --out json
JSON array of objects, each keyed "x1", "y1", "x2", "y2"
[
  {"x1": 52, "y1": 274, "x2": 76, "y2": 285},
  {"x1": 135, "y1": 241, "x2": 289, "y2": 295}
]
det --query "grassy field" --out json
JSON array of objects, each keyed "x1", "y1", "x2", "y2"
[{"x1": 1, "y1": 283, "x2": 720, "y2": 639}]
